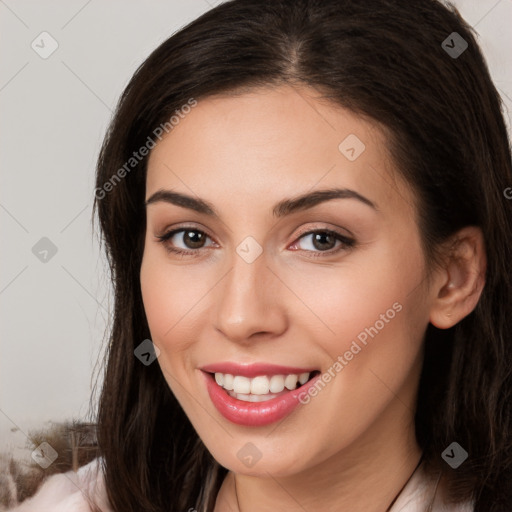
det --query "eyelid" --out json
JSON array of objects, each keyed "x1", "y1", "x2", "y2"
[
  {"x1": 156, "y1": 223, "x2": 216, "y2": 241},
  {"x1": 292, "y1": 222, "x2": 355, "y2": 240},
  {"x1": 155, "y1": 223, "x2": 356, "y2": 256},
  {"x1": 156, "y1": 221, "x2": 352, "y2": 241}
]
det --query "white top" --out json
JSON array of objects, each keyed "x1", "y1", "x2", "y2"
[
  {"x1": 6, "y1": 457, "x2": 474, "y2": 512},
  {"x1": 388, "y1": 460, "x2": 474, "y2": 512}
]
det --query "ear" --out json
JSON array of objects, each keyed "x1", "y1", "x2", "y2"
[{"x1": 429, "y1": 226, "x2": 486, "y2": 329}]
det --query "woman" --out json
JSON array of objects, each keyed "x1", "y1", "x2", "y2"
[{"x1": 5, "y1": 0, "x2": 512, "y2": 510}]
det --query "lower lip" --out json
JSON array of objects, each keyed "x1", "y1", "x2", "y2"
[{"x1": 202, "y1": 371, "x2": 321, "y2": 427}]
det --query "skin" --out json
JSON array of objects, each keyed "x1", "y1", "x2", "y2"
[{"x1": 140, "y1": 84, "x2": 486, "y2": 512}]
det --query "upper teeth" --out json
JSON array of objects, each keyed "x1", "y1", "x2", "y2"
[{"x1": 214, "y1": 372, "x2": 310, "y2": 395}]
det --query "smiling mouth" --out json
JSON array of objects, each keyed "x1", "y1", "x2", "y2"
[{"x1": 208, "y1": 370, "x2": 321, "y2": 403}]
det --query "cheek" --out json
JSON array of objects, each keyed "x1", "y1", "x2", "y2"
[
  {"x1": 140, "y1": 252, "x2": 198, "y2": 408},
  {"x1": 139, "y1": 244, "x2": 215, "y2": 370},
  {"x1": 140, "y1": 247, "x2": 191, "y2": 357},
  {"x1": 140, "y1": 255, "x2": 171, "y2": 343},
  {"x1": 283, "y1": 238, "x2": 428, "y2": 407},
  {"x1": 280, "y1": 245, "x2": 424, "y2": 350}
]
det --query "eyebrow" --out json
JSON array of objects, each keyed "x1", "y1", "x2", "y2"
[{"x1": 145, "y1": 187, "x2": 378, "y2": 218}]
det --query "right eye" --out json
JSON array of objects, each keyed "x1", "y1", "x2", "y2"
[{"x1": 156, "y1": 227, "x2": 217, "y2": 256}]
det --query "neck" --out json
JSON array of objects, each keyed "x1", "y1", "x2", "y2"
[
  {"x1": 215, "y1": 353, "x2": 425, "y2": 512},
  {"x1": 217, "y1": 403, "x2": 422, "y2": 512}
]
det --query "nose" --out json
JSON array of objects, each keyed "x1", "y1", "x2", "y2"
[{"x1": 213, "y1": 248, "x2": 288, "y2": 344}]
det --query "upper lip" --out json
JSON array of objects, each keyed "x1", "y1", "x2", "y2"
[{"x1": 199, "y1": 362, "x2": 318, "y2": 378}]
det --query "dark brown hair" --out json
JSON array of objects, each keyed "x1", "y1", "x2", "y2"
[{"x1": 91, "y1": 0, "x2": 512, "y2": 510}]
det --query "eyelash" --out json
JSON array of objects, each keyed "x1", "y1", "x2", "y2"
[{"x1": 155, "y1": 226, "x2": 356, "y2": 259}]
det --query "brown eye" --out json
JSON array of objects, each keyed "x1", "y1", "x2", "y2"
[
  {"x1": 310, "y1": 231, "x2": 337, "y2": 251},
  {"x1": 292, "y1": 229, "x2": 355, "y2": 255},
  {"x1": 180, "y1": 230, "x2": 207, "y2": 249},
  {"x1": 156, "y1": 228, "x2": 215, "y2": 255}
]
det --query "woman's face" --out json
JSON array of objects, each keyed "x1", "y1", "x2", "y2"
[{"x1": 140, "y1": 85, "x2": 434, "y2": 476}]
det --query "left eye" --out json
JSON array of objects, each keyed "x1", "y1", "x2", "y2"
[{"x1": 290, "y1": 230, "x2": 354, "y2": 253}]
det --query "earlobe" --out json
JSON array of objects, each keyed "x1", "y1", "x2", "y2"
[{"x1": 429, "y1": 227, "x2": 486, "y2": 329}]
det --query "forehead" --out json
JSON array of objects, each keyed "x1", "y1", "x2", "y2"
[{"x1": 146, "y1": 85, "x2": 416, "y2": 218}]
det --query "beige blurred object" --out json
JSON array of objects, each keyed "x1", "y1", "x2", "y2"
[{"x1": 0, "y1": 421, "x2": 99, "y2": 510}]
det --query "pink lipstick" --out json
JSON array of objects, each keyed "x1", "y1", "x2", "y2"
[{"x1": 200, "y1": 362, "x2": 321, "y2": 427}]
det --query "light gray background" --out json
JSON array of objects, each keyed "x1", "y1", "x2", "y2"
[{"x1": 1, "y1": 0, "x2": 511, "y2": 451}]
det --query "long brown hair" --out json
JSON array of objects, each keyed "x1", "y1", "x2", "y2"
[{"x1": 91, "y1": 1, "x2": 512, "y2": 510}]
